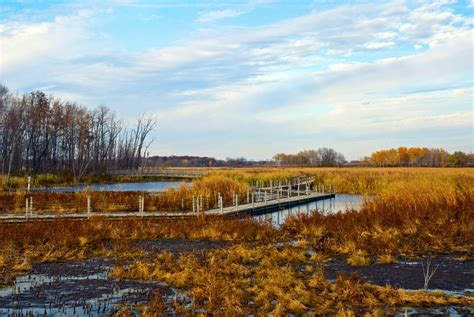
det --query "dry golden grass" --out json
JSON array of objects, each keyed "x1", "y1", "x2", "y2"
[
  {"x1": 111, "y1": 243, "x2": 474, "y2": 315},
  {"x1": 0, "y1": 167, "x2": 472, "y2": 314}
]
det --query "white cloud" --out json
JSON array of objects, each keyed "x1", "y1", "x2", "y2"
[
  {"x1": 197, "y1": 9, "x2": 244, "y2": 23},
  {"x1": 0, "y1": 0, "x2": 472, "y2": 159},
  {"x1": 364, "y1": 41, "x2": 396, "y2": 49}
]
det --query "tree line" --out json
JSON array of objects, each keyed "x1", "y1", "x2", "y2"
[
  {"x1": 0, "y1": 84, "x2": 156, "y2": 182},
  {"x1": 366, "y1": 147, "x2": 473, "y2": 167},
  {"x1": 273, "y1": 148, "x2": 346, "y2": 167}
]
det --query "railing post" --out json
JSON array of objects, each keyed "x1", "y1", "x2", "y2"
[
  {"x1": 297, "y1": 179, "x2": 300, "y2": 197},
  {"x1": 87, "y1": 196, "x2": 91, "y2": 218},
  {"x1": 218, "y1": 193, "x2": 223, "y2": 212},
  {"x1": 199, "y1": 195, "x2": 203, "y2": 214},
  {"x1": 247, "y1": 190, "x2": 250, "y2": 204},
  {"x1": 192, "y1": 196, "x2": 196, "y2": 213},
  {"x1": 264, "y1": 191, "x2": 267, "y2": 205},
  {"x1": 29, "y1": 196, "x2": 33, "y2": 216},
  {"x1": 25, "y1": 198, "x2": 29, "y2": 219},
  {"x1": 252, "y1": 191, "x2": 255, "y2": 206}
]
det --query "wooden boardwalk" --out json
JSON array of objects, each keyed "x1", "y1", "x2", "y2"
[{"x1": 0, "y1": 192, "x2": 335, "y2": 223}]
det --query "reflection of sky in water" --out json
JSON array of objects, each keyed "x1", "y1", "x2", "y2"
[
  {"x1": 256, "y1": 194, "x2": 365, "y2": 226},
  {"x1": 0, "y1": 260, "x2": 159, "y2": 316},
  {"x1": 36, "y1": 181, "x2": 184, "y2": 193}
]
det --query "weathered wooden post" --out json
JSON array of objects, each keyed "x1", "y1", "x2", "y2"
[
  {"x1": 87, "y1": 196, "x2": 91, "y2": 218},
  {"x1": 218, "y1": 193, "x2": 223, "y2": 213},
  {"x1": 252, "y1": 191, "x2": 255, "y2": 206},
  {"x1": 264, "y1": 191, "x2": 267, "y2": 204},
  {"x1": 192, "y1": 196, "x2": 196, "y2": 213},
  {"x1": 25, "y1": 198, "x2": 29, "y2": 219},
  {"x1": 297, "y1": 179, "x2": 300, "y2": 197},
  {"x1": 235, "y1": 193, "x2": 239, "y2": 209},
  {"x1": 247, "y1": 190, "x2": 250, "y2": 204},
  {"x1": 199, "y1": 195, "x2": 203, "y2": 214},
  {"x1": 29, "y1": 197, "x2": 33, "y2": 216}
]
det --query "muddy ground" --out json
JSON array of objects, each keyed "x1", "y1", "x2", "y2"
[{"x1": 0, "y1": 240, "x2": 472, "y2": 316}]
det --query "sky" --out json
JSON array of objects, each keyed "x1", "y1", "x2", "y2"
[{"x1": 0, "y1": 0, "x2": 473, "y2": 160}]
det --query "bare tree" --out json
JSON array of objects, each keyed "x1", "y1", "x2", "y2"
[{"x1": 0, "y1": 84, "x2": 157, "y2": 180}]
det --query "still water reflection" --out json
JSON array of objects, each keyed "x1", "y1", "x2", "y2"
[{"x1": 256, "y1": 194, "x2": 365, "y2": 226}]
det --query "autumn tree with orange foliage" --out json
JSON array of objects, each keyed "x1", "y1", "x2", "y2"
[{"x1": 369, "y1": 147, "x2": 451, "y2": 167}]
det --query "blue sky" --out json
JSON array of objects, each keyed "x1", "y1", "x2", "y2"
[{"x1": 0, "y1": 0, "x2": 472, "y2": 160}]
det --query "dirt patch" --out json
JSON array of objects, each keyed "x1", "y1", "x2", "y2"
[{"x1": 324, "y1": 253, "x2": 474, "y2": 292}]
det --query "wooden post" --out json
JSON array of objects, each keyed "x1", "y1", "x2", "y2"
[
  {"x1": 200, "y1": 195, "x2": 203, "y2": 214},
  {"x1": 25, "y1": 198, "x2": 29, "y2": 219},
  {"x1": 247, "y1": 190, "x2": 250, "y2": 204},
  {"x1": 87, "y1": 196, "x2": 91, "y2": 217},
  {"x1": 218, "y1": 193, "x2": 223, "y2": 212},
  {"x1": 29, "y1": 196, "x2": 33, "y2": 215},
  {"x1": 264, "y1": 191, "x2": 267, "y2": 204},
  {"x1": 252, "y1": 191, "x2": 255, "y2": 206},
  {"x1": 297, "y1": 179, "x2": 300, "y2": 197},
  {"x1": 192, "y1": 196, "x2": 196, "y2": 213}
]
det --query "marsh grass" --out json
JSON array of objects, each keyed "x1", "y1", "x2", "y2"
[
  {"x1": 111, "y1": 243, "x2": 474, "y2": 315},
  {"x1": 0, "y1": 168, "x2": 472, "y2": 314}
]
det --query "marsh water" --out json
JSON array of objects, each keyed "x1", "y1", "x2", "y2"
[
  {"x1": 35, "y1": 181, "x2": 185, "y2": 193},
  {"x1": 257, "y1": 194, "x2": 366, "y2": 225},
  {"x1": 0, "y1": 251, "x2": 472, "y2": 316},
  {"x1": 0, "y1": 259, "x2": 167, "y2": 316}
]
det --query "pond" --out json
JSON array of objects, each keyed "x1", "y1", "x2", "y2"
[
  {"x1": 0, "y1": 258, "x2": 171, "y2": 316},
  {"x1": 34, "y1": 181, "x2": 185, "y2": 193},
  {"x1": 256, "y1": 194, "x2": 366, "y2": 225}
]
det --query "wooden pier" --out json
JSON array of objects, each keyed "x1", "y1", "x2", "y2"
[
  {"x1": 0, "y1": 176, "x2": 336, "y2": 223},
  {"x1": 0, "y1": 191, "x2": 335, "y2": 223}
]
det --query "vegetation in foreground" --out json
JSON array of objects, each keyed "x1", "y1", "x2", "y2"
[
  {"x1": 0, "y1": 168, "x2": 472, "y2": 314},
  {"x1": 112, "y1": 244, "x2": 473, "y2": 316}
]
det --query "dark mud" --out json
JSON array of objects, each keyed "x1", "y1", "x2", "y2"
[
  {"x1": 0, "y1": 240, "x2": 227, "y2": 316},
  {"x1": 0, "y1": 258, "x2": 166, "y2": 316},
  {"x1": 324, "y1": 253, "x2": 474, "y2": 292},
  {"x1": 135, "y1": 239, "x2": 229, "y2": 256}
]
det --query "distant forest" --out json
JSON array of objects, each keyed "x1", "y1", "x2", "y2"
[
  {"x1": 148, "y1": 148, "x2": 472, "y2": 168},
  {"x1": 0, "y1": 85, "x2": 156, "y2": 181}
]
